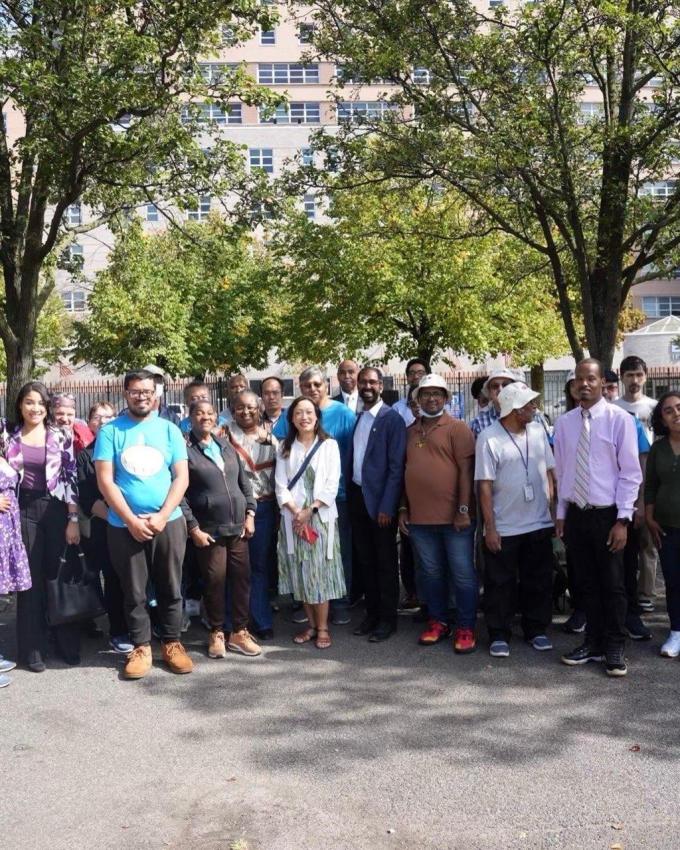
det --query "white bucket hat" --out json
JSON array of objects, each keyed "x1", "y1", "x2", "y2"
[
  {"x1": 482, "y1": 368, "x2": 521, "y2": 395},
  {"x1": 498, "y1": 382, "x2": 539, "y2": 418},
  {"x1": 415, "y1": 373, "x2": 450, "y2": 402}
]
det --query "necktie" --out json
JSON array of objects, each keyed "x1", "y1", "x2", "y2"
[{"x1": 572, "y1": 409, "x2": 591, "y2": 508}]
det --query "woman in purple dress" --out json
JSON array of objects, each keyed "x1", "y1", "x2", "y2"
[{"x1": 1, "y1": 382, "x2": 80, "y2": 672}]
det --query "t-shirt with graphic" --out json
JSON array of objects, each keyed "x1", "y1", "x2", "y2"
[
  {"x1": 615, "y1": 395, "x2": 657, "y2": 444},
  {"x1": 94, "y1": 412, "x2": 188, "y2": 528}
]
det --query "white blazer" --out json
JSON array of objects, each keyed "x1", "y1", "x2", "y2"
[{"x1": 275, "y1": 437, "x2": 340, "y2": 559}]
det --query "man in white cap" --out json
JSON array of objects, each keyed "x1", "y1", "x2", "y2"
[
  {"x1": 469, "y1": 368, "x2": 519, "y2": 438},
  {"x1": 475, "y1": 382, "x2": 556, "y2": 658},
  {"x1": 399, "y1": 374, "x2": 478, "y2": 653},
  {"x1": 142, "y1": 364, "x2": 180, "y2": 425}
]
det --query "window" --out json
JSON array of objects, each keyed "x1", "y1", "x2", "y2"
[
  {"x1": 672, "y1": 341, "x2": 680, "y2": 362},
  {"x1": 301, "y1": 147, "x2": 313, "y2": 166},
  {"x1": 258, "y1": 63, "x2": 319, "y2": 85},
  {"x1": 145, "y1": 204, "x2": 159, "y2": 222},
  {"x1": 61, "y1": 290, "x2": 87, "y2": 312},
  {"x1": 303, "y1": 194, "x2": 316, "y2": 220},
  {"x1": 259, "y1": 102, "x2": 320, "y2": 124},
  {"x1": 69, "y1": 243, "x2": 84, "y2": 261},
  {"x1": 642, "y1": 181, "x2": 677, "y2": 199},
  {"x1": 250, "y1": 201, "x2": 275, "y2": 222},
  {"x1": 183, "y1": 102, "x2": 241, "y2": 125},
  {"x1": 187, "y1": 195, "x2": 211, "y2": 221},
  {"x1": 221, "y1": 26, "x2": 236, "y2": 46},
  {"x1": 413, "y1": 67, "x2": 431, "y2": 85},
  {"x1": 579, "y1": 102, "x2": 604, "y2": 120},
  {"x1": 335, "y1": 65, "x2": 385, "y2": 84},
  {"x1": 489, "y1": 0, "x2": 504, "y2": 7},
  {"x1": 65, "y1": 204, "x2": 82, "y2": 226},
  {"x1": 641, "y1": 296, "x2": 680, "y2": 318},
  {"x1": 200, "y1": 62, "x2": 238, "y2": 84},
  {"x1": 298, "y1": 23, "x2": 314, "y2": 44},
  {"x1": 337, "y1": 101, "x2": 399, "y2": 122},
  {"x1": 249, "y1": 148, "x2": 274, "y2": 174},
  {"x1": 260, "y1": 29, "x2": 276, "y2": 45}
]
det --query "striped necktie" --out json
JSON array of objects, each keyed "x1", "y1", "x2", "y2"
[{"x1": 572, "y1": 409, "x2": 591, "y2": 508}]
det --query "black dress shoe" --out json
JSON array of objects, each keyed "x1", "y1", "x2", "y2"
[
  {"x1": 26, "y1": 651, "x2": 46, "y2": 673},
  {"x1": 353, "y1": 617, "x2": 378, "y2": 636},
  {"x1": 369, "y1": 622, "x2": 396, "y2": 642},
  {"x1": 60, "y1": 652, "x2": 81, "y2": 666},
  {"x1": 255, "y1": 628, "x2": 274, "y2": 641}
]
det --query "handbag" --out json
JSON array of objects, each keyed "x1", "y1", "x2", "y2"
[{"x1": 46, "y1": 545, "x2": 105, "y2": 626}]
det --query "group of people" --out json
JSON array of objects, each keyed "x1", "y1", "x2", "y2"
[{"x1": 0, "y1": 353, "x2": 677, "y2": 685}]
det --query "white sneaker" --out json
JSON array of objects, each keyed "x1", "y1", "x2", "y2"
[{"x1": 660, "y1": 631, "x2": 680, "y2": 658}]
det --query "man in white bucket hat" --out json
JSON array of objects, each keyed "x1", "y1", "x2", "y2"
[
  {"x1": 475, "y1": 382, "x2": 556, "y2": 659},
  {"x1": 469, "y1": 368, "x2": 521, "y2": 438}
]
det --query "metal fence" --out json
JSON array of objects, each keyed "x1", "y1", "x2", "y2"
[{"x1": 3, "y1": 367, "x2": 680, "y2": 423}]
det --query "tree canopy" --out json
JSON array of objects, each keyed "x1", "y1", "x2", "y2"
[
  {"x1": 301, "y1": 0, "x2": 680, "y2": 366},
  {"x1": 0, "y1": 0, "x2": 277, "y2": 402}
]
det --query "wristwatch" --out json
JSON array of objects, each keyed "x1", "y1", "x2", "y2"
[
  {"x1": 615, "y1": 518, "x2": 630, "y2": 527},
  {"x1": 458, "y1": 505, "x2": 469, "y2": 515},
  {"x1": 246, "y1": 509, "x2": 256, "y2": 518},
  {"x1": 67, "y1": 514, "x2": 80, "y2": 523}
]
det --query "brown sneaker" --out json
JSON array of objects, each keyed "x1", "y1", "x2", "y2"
[
  {"x1": 123, "y1": 645, "x2": 152, "y2": 679},
  {"x1": 227, "y1": 629, "x2": 262, "y2": 657},
  {"x1": 161, "y1": 641, "x2": 193, "y2": 674},
  {"x1": 208, "y1": 629, "x2": 227, "y2": 659}
]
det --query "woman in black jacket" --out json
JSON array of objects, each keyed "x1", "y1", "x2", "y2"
[{"x1": 181, "y1": 400, "x2": 260, "y2": 659}]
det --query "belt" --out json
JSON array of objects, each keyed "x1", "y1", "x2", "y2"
[{"x1": 570, "y1": 502, "x2": 614, "y2": 511}]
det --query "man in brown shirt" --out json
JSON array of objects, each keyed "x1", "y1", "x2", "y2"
[{"x1": 399, "y1": 374, "x2": 478, "y2": 653}]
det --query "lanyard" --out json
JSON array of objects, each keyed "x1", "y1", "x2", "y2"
[{"x1": 500, "y1": 424, "x2": 529, "y2": 479}]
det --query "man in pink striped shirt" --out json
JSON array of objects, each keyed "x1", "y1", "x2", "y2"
[{"x1": 554, "y1": 359, "x2": 642, "y2": 677}]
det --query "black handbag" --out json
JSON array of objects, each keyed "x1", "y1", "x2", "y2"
[{"x1": 46, "y1": 545, "x2": 105, "y2": 626}]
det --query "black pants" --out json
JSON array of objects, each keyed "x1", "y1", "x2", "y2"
[
  {"x1": 565, "y1": 504, "x2": 626, "y2": 650},
  {"x1": 622, "y1": 523, "x2": 642, "y2": 616},
  {"x1": 17, "y1": 491, "x2": 80, "y2": 663},
  {"x1": 80, "y1": 517, "x2": 127, "y2": 637},
  {"x1": 108, "y1": 517, "x2": 187, "y2": 646},
  {"x1": 483, "y1": 527, "x2": 554, "y2": 642},
  {"x1": 399, "y1": 533, "x2": 417, "y2": 599},
  {"x1": 565, "y1": 548, "x2": 585, "y2": 613},
  {"x1": 349, "y1": 483, "x2": 399, "y2": 627}
]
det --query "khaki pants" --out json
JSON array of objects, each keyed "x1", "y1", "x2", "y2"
[{"x1": 637, "y1": 523, "x2": 659, "y2": 598}]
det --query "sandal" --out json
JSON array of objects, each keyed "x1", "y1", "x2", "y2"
[
  {"x1": 315, "y1": 628, "x2": 332, "y2": 650},
  {"x1": 293, "y1": 627, "x2": 317, "y2": 645}
]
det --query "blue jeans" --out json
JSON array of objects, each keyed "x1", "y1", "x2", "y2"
[
  {"x1": 225, "y1": 499, "x2": 276, "y2": 632},
  {"x1": 330, "y1": 499, "x2": 352, "y2": 613},
  {"x1": 409, "y1": 523, "x2": 478, "y2": 629},
  {"x1": 659, "y1": 526, "x2": 680, "y2": 631}
]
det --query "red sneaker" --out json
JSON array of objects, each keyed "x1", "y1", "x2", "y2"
[
  {"x1": 454, "y1": 627, "x2": 476, "y2": 654},
  {"x1": 418, "y1": 619, "x2": 451, "y2": 645}
]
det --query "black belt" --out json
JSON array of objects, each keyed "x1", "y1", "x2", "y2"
[{"x1": 570, "y1": 502, "x2": 615, "y2": 511}]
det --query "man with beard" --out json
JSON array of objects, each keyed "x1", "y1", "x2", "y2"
[
  {"x1": 349, "y1": 367, "x2": 406, "y2": 642},
  {"x1": 95, "y1": 369, "x2": 191, "y2": 679}
]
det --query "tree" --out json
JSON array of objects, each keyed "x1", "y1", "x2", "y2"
[
  {"x1": 269, "y1": 181, "x2": 569, "y2": 368},
  {"x1": 302, "y1": 0, "x2": 680, "y2": 366},
  {"x1": 72, "y1": 219, "x2": 287, "y2": 375},
  {"x1": 0, "y1": 0, "x2": 278, "y2": 403},
  {"x1": 0, "y1": 291, "x2": 70, "y2": 378}
]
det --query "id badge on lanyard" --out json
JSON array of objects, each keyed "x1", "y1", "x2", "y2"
[{"x1": 523, "y1": 482, "x2": 535, "y2": 502}]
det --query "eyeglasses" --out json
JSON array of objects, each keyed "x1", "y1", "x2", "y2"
[
  {"x1": 420, "y1": 391, "x2": 445, "y2": 400},
  {"x1": 127, "y1": 390, "x2": 154, "y2": 398}
]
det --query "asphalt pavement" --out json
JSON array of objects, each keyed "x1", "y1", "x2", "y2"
[{"x1": 1, "y1": 596, "x2": 679, "y2": 850}]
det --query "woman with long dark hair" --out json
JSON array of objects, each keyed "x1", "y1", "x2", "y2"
[
  {"x1": 1, "y1": 382, "x2": 80, "y2": 671},
  {"x1": 645, "y1": 392, "x2": 680, "y2": 658},
  {"x1": 275, "y1": 396, "x2": 345, "y2": 649}
]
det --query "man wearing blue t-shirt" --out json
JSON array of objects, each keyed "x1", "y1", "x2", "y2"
[
  {"x1": 300, "y1": 365, "x2": 357, "y2": 624},
  {"x1": 95, "y1": 370, "x2": 190, "y2": 680}
]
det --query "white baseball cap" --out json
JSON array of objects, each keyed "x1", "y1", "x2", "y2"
[
  {"x1": 498, "y1": 382, "x2": 539, "y2": 418},
  {"x1": 415, "y1": 373, "x2": 450, "y2": 401}
]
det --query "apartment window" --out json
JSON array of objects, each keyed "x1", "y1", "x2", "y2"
[
  {"x1": 200, "y1": 62, "x2": 238, "y2": 84},
  {"x1": 249, "y1": 148, "x2": 274, "y2": 174},
  {"x1": 337, "y1": 101, "x2": 399, "y2": 122},
  {"x1": 579, "y1": 102, "x2": 604, "y2": 120},
  {"x1": 260, "y1": 29, "x2": 276, "y2": 45},
  {"x1": 259, "y1": 102, "x2": 320, "y2": 124},
  {"x1": 250, "y1": 201, "x2": 275, "y2": 221},
  {"x1": 335, "y1": 65, "x2": 386, "y2": 85},
  {"x1": 642, "y1": 296, "x2": 680, "y2": 318},
  {"x1": 301, "y1": 147, "x2": 313, "y2": 166},
  {"x1": 298, "y1": 23, "x2": 314, "y2": 44},
  {"x1": 413, "y1": 67, "x2": 431, "y2": 85},
  {"x1": 187, "y1": 195, "x2": 212, "y2": 221},
  {"x1": 642, "y1": 180, "x2": 677, "y2": 199},
  {"x1": 489, "y1": 0, "x2": 504, "y2": 7},
  {"x1": 145, "y1": 204, "x2": 159, "y2": 222},
  {"x1": 61, "y1": 289, "x2": 87, "y2": 312},
  {"x1": 65, "y1": 204, "x2": 82, "y2": 226},
  {"x1": 183, "y1": 102, "x2": 241, "y2": 125},
  {"x1": 258, "y1": 63, "x2": 319, "y2": 85},
  {"x1": 221, "y1": 26, "x2": 236, "y2": 46},
  {"x1": 304, "y1": 194, "x2": 316, "y2": 220},
  {"x1": 671, "y1": 342, "x2": 680, "y2": 362}
]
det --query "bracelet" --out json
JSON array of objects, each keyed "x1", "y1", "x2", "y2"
[{"x1": 398, "y1": 506, "x2": 408, "y2": 513}]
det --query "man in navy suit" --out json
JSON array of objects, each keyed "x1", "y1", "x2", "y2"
[{"x1": 349, "y1": 367, "x2": 407, "y2": 641}]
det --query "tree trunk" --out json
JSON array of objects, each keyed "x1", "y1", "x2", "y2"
[
  {"x1": 4, "y1": 340, "x2": 36, "y2": 420},
  {"x1": 530, "y1": 363, "x2": 544, "y2": 396},
  {"x1": 586, "y1": 270, "x2": 621, "y2": 368}
]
